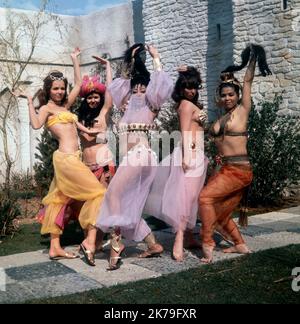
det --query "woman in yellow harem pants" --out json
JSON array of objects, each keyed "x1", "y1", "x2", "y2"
[
  {"x1": 41, "y1": 151, "x2": 105, "y2": 235},
  {"x1": 14, "y1": 48, "x2": 106, "y2": 266}
]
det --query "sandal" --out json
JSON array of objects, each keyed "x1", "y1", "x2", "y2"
[
  {"x1": 138, "y1": 243, "x2": 164, "y2": 258},
  {"x1": 80, "y1": 243, "x2": 96, "y2": 267},
  {"x1": 49, "y1": 252, "x2": 78, "y2": 261},
  {"x1": 107, "y1": 231, "x2": 125, "y2": 271}
]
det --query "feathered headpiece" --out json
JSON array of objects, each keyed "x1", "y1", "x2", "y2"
[{"x1": 80, "y1": 75, "x2": 106, "y2": 98}]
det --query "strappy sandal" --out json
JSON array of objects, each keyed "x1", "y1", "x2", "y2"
[
  {"x1": 107, "y1": 248, "x2": 125, "y2": 271},
  {"x1": 138, "y1": 243, "x2": 164, "y2": 258},
  {"x1": 80, "y1": 244, "x2": 96, "y2": 267},
  {"x1": 49, "y1": 252, "x2": 78, "y2": 261},
  {"x1": 107, "y1": 231, "x2": 125, "y2": 271}
]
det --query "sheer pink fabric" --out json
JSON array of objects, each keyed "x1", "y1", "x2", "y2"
[
  {"x1": 96, "y1": 71, "x2": 173, "y2": 242},
  {"x1": 144, "y1": 146, "x2": 208, "y2": 232}
]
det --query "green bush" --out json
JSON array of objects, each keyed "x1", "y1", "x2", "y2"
[
  {"x1": 247, "y1": 96, "x2": 300, "y2": 206},
  {"x1": 33, "y1": 128, "x2": 58, "y2": 198},
  {"x1": 10, "y1": 171, "x2": 37, "y2": 199},
  {"x1": 0, "y1": 191, "x2": 21, "y2": 237}
]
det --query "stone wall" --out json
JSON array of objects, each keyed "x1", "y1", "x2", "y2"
[
  {"x1": 143, "y1": 0, "x2": 300, "y2": 119},
  {"x1": 232, "y1": 0, "x2": 300, "y2": 116}
]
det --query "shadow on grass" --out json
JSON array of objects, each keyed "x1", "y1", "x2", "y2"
[{"x1": 26, "y1": 244, "x2": 300, "y2": 304}]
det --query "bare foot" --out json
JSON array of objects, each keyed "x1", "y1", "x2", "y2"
[
  {"x1": 200, "y1": 244, "x2": 214, "y2": 264},
  {"x1": 223, "y1": 244, "x2": 251, "y2": 254}
]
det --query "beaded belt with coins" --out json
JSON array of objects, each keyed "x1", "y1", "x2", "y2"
[{"x1": 118, "y1": 123, "x2": 158, "y2": 134}]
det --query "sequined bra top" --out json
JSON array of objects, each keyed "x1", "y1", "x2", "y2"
[{"x1": 46, "y1": 111, "x2": 78, "y2": 128}]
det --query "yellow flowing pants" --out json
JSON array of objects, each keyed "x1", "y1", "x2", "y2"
[{"x1": 41, "y1": 150, "x2": 106, "y2": 235}]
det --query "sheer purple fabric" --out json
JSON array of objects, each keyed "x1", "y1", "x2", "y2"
[
  {"x1": 96, "y1": 70, "x2": 173, "y2": 242},
  {"x1": 144, "y1": 146, "x2": 208, "y2": 232},
  {"x1": 108, "y1": 71, "x2": 173, "y2": 125}
]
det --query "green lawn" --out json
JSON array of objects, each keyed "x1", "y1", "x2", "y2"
[
  {"x1": 0, "y1": 222, "x2": 85, "y2": 257},
  {"x1": 25, "y1": 244, "x2": 300, "y2": 304},
  {"x1": 0, "y1": 216, "x2": 166, "y2": 257}
]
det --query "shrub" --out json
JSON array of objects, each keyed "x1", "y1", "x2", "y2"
[
  {"x1": 33, "y1": 128, "x2": 58, "y2": 198},
  {"x1": 247, "y1": 96, "x2": 300, "y2": 206},
  {"x1": 10, "y1": 171, "x2": 37, "y2": 199},
  {"x1": 0, "y1": 190, "x2": 21, "y2": 237}
]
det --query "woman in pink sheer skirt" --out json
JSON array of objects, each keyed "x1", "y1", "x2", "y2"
[
  {"x1": 96, "y1": 44, "x2": 173, "y2": 270},
  {"x1": 144, "y1": 66, "x2": 208, "y2": 261}
]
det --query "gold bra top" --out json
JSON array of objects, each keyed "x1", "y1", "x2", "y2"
[{"x1": 46, "y1": 111, "x2": 78, "y2": 128}]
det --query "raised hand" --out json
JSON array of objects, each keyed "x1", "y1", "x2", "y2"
[
  {"x1": 12, "y1": 89, "x2": 31, "y2": 100},
  {"x1": 131, "y1": 46, "x2": 141, "y2": 58},
  {"x1": 71, "y1": 47, "x2": 81, "y2": 60},
  {"x1": 92, "y1": 56, "x2": 110, "y2": 66},
  {"x1": 145, "y1": 44, "x2": 159, "y2": 59},
  {"x1": 120, "y1": 100, "x2": 129, "y2": 113}
]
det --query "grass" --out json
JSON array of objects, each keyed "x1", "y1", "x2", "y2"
[
  {"x1": 0, "y1": 223, "x2": 45, "y2": 257},
  {"x1": 25, "y1": 244, "x2": 300, "y2": 304},
  {"x1": 0, "y1": 222, "x2": 85, "y2": 257},
  {"x1": 0, "y1": 215, "x2": 166, "y2": 257},
  {"x1": 1, "y1": 212, "x2": 300, "y2": 304}
]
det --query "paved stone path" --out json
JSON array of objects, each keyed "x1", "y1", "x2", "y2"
[{"x1": 1, "y1": 206, "x2": 300, "y2": 303}]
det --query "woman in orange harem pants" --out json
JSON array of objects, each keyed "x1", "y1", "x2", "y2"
[
  {"x1": 199, "y1": 163, "x2": 253, "y2": 259},
  {"x1": 199, "y1": 44, "x2": 272, "y2": 263}
]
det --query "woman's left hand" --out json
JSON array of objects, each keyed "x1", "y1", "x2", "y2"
[
  {"x1": 71, "y1": 47, "x2": 81, "y2": 59},
  {"x1": 92, "y1": 56, "x2": 110, "y2": 66},
  {"x1": 195, "y1": 111, "x2": 208, "y2": 124},
  {"x1": 145, "y1": 44, "x2": 159, "y2": 59}
]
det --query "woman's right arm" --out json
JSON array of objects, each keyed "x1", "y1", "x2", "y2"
[
  {"x1": 28, "y1": 99, "x2": 49, "y2": 129},
  {"x1": 92, "y1": 56, "x2": 114, "y2": 127},
  {"x1": 14, "y1": 92, "x2": 49, "y2": 129}
]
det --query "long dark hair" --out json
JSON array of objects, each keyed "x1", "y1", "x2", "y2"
[
  {"x1": 37, "y1": 71, "x2": 68, "y2": 109},
  {"x1": 172, "y1": 66, "x2": 203, "y2": 109},
  {"x1": 78, "y1": 91, "x2": 105, "y2": 128},
  {"x1": 222, "y1": 44, "x2": 272, "y2": 76},
  {"x1": 123, "y1": 43, "x2": 150, "y2": 89}
]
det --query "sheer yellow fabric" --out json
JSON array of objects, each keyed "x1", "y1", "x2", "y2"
[{"x1": 41, "y1": 150, "x2": 106, "y2": 235}]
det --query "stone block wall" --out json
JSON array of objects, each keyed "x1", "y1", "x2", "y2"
[{"x1": 143, "y1": 0, "x2": 300, "y2": 119}]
